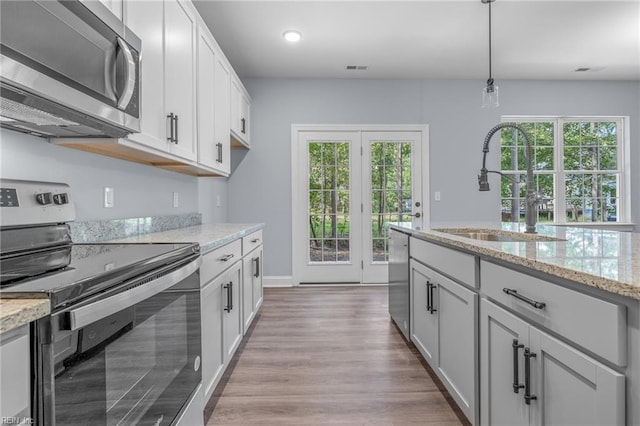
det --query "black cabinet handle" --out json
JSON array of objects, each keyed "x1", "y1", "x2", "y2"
[
  {"x1": 524, "y1": 347, "x2": 537, "y2": 404},
  {"x1": 223, "y1": 282, "x2": 233, "y2": 312},
  {"x1": 425, "y1": 281, "x2": 431, "y2": 311},
  {"x1": 174, "y1": 114, "x2": 179, "y2": 144},
  {"x1": 251, "y1": 238, "x2": 260, "y2": 243},
  {"x1": 427, "y1": 282, "x2": 437, "y2": 314},
  {"x1": 216, "y1": 142, "x2": 223, "y2": 163},
  {"x1": 253, "y1": 256, "x2": 260, "y2": 278},
  {"x1": 220, "y1": 254, "x2": 235, "y2": 262},
  {"x1": 167, "y1": 113, "x2": 175, "y2": 143},
  {"x1": 503, "y1": 288, "x2": 546, "y2": 310},
  {"x1": 512, "y1": 339, "x2": 525, "y2": 393},
  {"x1": 241, "y1": 117, "x2": 246, "y2": 134}
]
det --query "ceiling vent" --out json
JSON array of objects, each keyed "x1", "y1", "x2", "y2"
[{"x1": 346, "y1": 65, "x2": 368, "y2": 71}]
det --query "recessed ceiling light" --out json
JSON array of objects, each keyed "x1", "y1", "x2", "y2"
[{"x1": 283, "y1": 30, "x2": 302, "y2": 43}]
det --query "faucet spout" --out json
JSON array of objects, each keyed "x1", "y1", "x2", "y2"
[{"x1": 479, "y1": 122, "x2": 540, "y2": 234}]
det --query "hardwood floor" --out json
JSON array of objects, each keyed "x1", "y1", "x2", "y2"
[{"x1": 205, "y1": 286, "x2": 469, "y2": 425}]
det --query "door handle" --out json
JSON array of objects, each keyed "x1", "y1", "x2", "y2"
[
  {"x1": 224, "y1": 282, "x2": 233, "y2": 312},
  {"x1": 167, "y1": 113, "x2": 175, "y2": 143},
  {"x1": 241, "y1": 117, "x2": 246, "y2": 134},
  {"x1": 524, "y1": 347, "x2": 537, "y2": 404},
  {"x1": 253, "y1": 257, "x2": 260, "y2": 278},
  {"x1": 216, "y1": 143, "x2": 223, "y2": 163},
  {"x1": 427, "y1": 282, "x2": 437, "y2": 314},
  {"x1": 425, "y1": 280, "x2": 431, "y2": 311},
  {"x1": 512, "y1": 339, "x2": 525, "y2": 393},
  {"x1": 174, "y1": 114, "x2": 179, "y2": 144},
  {"x1": 115, "y1": 37, "x2": 136, "y2": 109}
]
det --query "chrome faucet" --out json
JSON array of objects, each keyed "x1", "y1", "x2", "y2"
[{"x1": 478, "y1": 122, "x2": 542, "y2": 234}]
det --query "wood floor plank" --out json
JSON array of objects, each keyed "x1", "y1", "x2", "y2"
[{"x1": 206, "y1": 286, "x2": 468, "y2": 425}]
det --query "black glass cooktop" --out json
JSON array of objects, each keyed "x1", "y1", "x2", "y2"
[{"x1": 0, "y1": 242, "x2": 199, "y2": 310}]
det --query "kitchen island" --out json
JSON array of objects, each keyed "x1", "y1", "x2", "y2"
[{"x1": 391, "y1": 222, "x2": 640, "y2": 426}]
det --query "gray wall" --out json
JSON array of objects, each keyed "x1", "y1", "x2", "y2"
[
  {"x1": 0, "y1": 129, "x2": 228, "y2": 223},
  {"x1": 229, "y1": 78, "x2": 639, "y2": 277}
]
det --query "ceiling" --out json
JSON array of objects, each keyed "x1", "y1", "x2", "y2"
[{"x1": 193, "y1": 0, "x2": 640, "y2": 81}]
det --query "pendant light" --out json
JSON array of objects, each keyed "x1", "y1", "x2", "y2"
[{"x1": 481, "y1": 0, "x2": 499, "y2": 108}]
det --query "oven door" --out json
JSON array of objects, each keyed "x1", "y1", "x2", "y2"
[{"x1": 37, "y1": 257, "x2": 201, "y2": 426}]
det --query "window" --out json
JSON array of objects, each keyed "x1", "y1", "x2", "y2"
[{"x1": 500, "y1": 117, "x2": 628, "y2": 224}]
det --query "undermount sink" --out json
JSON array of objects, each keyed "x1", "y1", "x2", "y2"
[{"x1": 434, "y1": 228, "x2": 564, "y2": 243}]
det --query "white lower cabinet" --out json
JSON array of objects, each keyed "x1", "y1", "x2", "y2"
[
  {"x1": 0, "y1": 325, "x2": 30, "y2": 422},
  {"x1": 241, "y1": 245, "x2": 263, "y2": 333},
  {"x1": 481, "y1": 299, "x2": 625, "y2": 426},
  {"x1": 410, "y1": 259, "x2": 478, "y2": 424},
  {"x1": 201, "y1": 269, "x2": 225, "y2": 400},
  {"x1": 222, "y1": 262, "x2": 243, "y2": 363}
]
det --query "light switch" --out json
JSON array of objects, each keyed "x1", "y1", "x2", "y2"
[
  {"x1": 104, "y1": 187, "x2": 114, "y2": 208},
  {"x1": 434, "y1": 191, "x2": 441, "y2": 201},
  {"x1": 173, "y1": 192, "x2": 179, "y2": 208}
]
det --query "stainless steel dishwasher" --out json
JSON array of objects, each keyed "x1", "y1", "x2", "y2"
[{"x1": 388, "y1": 228, "x2": 410, "y2": 341}]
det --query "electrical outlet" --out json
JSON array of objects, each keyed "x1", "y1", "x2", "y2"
[
  {"x1": 104, "y1": 187, "x2": 114, "y2": 208},
  {"x1": 434, "y1": 191, "x2": 441, "y2": 201},
  {"x1": 216, "y1": 195, "x2": 221, "y2": 207},
  {"x1": 173, "y1": 192, "x2": 179, "y2": 208}
]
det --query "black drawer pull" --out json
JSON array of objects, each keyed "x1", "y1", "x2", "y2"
[
  {"x1": 512, "y1": 339, "x2": 525, "y2": 393},
  {"x1": 503, "y1": 288, "x2": 546, "y2": 310},
  {"x1": 524, "y1": 347, "x2": 537, "y2": 404},
  {"x1": 220, "y1": 254, "x2": 235, "y2": 262},
  {"x1": 251, "y1": 238, "x2": 260, "y2": 243}
]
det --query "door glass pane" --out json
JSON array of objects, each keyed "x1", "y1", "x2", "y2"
[
  {"x1": 308, "y1": 141, "x2": 350, "y2": 263},
  {"x1": 370, "y1": 141, "x2": 412, "y2": 263}
]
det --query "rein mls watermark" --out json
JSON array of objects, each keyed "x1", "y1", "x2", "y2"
[{"x1": 0, "y1": 417, "x2": 34, "y2": 424}]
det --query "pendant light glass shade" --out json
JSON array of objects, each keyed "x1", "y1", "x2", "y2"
[{"x1": 482, "y1": 78, "x2": 499, "y2": 108}]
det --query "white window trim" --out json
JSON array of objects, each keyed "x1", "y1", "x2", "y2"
[{"x1": 501, "y1": 115, "x2": 631, "y2": 224}]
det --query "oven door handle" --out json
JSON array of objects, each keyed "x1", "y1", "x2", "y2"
[{"x1": 67, "y1": 257, "x2": 201, "y2": 331}]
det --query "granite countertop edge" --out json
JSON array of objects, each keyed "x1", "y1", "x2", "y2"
[
  {"x1": 0, "y1": 297, "x2": 50, "y2": 334},
  {"x1": 107, "y1": 223, "x2": 265, "y2": 254},
  {"x1": 390, "y1": 223, "x2": 640, "y2": 301}
]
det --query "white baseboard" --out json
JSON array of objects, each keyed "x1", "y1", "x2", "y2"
[{"x1": 264, "y1": 276, "x2": 294, "y2": 287}]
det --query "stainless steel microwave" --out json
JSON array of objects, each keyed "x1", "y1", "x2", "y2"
[{"x1": 0, "y1": 0, "x2": 141, "y2": 139}]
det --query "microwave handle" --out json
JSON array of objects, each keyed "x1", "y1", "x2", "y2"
[
  {"x1": 116, "y1": 37, "x2": 136, "y2": 110},
  {"x1": 66, "y1": 257, "x2": 200, "y2": 330}
]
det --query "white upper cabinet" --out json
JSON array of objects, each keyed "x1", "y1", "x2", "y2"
[
  {"x1": 124, "y1": 0, "x2": 197, "y2": 162},
  {"x1": 230, "y1": 77, "x2": 250, "y2": 147},
  {"x1": 197, "y1": 27, "x2": 230, "y2": 175},
  {"x1": 164, "y1": 0, "x2": 197, "y2": 161},
  {"x1": 97, "y1": 0, "x2": 123, "y2": 20}
]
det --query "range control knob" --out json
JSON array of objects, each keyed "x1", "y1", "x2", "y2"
[
  {"x1": 53, "y1": 193, "x2": 69, "y2": 205},
  {"x1": 35, "y1": 192, "x2": 52, "y2": 205}
]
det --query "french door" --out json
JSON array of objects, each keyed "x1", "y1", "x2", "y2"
[{"x1": 292, "y1": 126, "x2": 425, "y2": 284}]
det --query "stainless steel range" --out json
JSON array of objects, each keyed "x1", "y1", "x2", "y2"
[{"x1": 0, "y1": 179, "x2": 202, "y2": 426}]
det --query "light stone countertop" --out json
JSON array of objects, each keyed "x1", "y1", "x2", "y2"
[
  {"x1": 108, "y1": 223, "x2": 265, "y2": 254},
  {"x1": 391, "y1": 222, "x2": 640, "y2": 301},
  {"x1": 0, "y1": 297, "x2": 50, "y2": 334}
]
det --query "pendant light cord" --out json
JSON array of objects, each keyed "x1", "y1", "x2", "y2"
[{"x1": 488, "y1": 1, "x2": 493, "y2": 84}]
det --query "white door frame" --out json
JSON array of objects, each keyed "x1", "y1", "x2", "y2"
[{"x1": 291, "y1": 124, "x2": 430, "y2": 286}]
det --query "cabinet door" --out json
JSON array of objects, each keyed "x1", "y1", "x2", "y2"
[
  {"x1": 241, "y1": 254, "x2": 255, "y2": 333},
  {"x1": 164, "y1": 0, "x2": 196, "y2": 161},
  {"x1": 124, "y1": 1, "x2": 168, "y2": 151},
  {"x1": 214, "y1": 57, "x2": 231, "y2": 174},
  {"x1": 98, "y1": 0, "x2": 122, "y2": 20},
  {"x1": 529, "y1": 328, "x2": 625, "y2": 426},
  {"x1": 480, "y1": 299, "x2": 530, "y2": 426},
  {"x1": 437, "y1": 275, "x2": 478, "y2": 424},
  {"x1": 201, "y1": 274, "x2": 225, "y2": 401},
  {"x1": 410, "y1": 260, "x2": 438, "y2": 366},
  {"x1": 196, "y1": 30, "x2": 219, "y2": 170},
  {"x1": 0, "y1": 325, "x2": 30, "y2": 420},
  {"x1": 239, "y1": 91, "x2": 250, "y2": 144},
  {"x1": 230, "y1": 80, "x2": 241, "y2": 136},
  {"x1": 252, "y1": 247, "x2": 264, "y2": 312},
  {"x1": 222, "y1": 262, "x2": 243, "y2": 363}
]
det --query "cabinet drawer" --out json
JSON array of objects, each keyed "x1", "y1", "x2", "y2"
[
  {"x1": 481, "y1": 260, "x2": 626, "y2": 366},
  {"x1": 410, "y1": 237, "x2": 477, "y2": 288},
  {"x1": 242, "y1": 230, "x2": 263, "y2": 255},
  {"x1": 201, "y1": 239, "x2": 242, "y2": 285}
]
